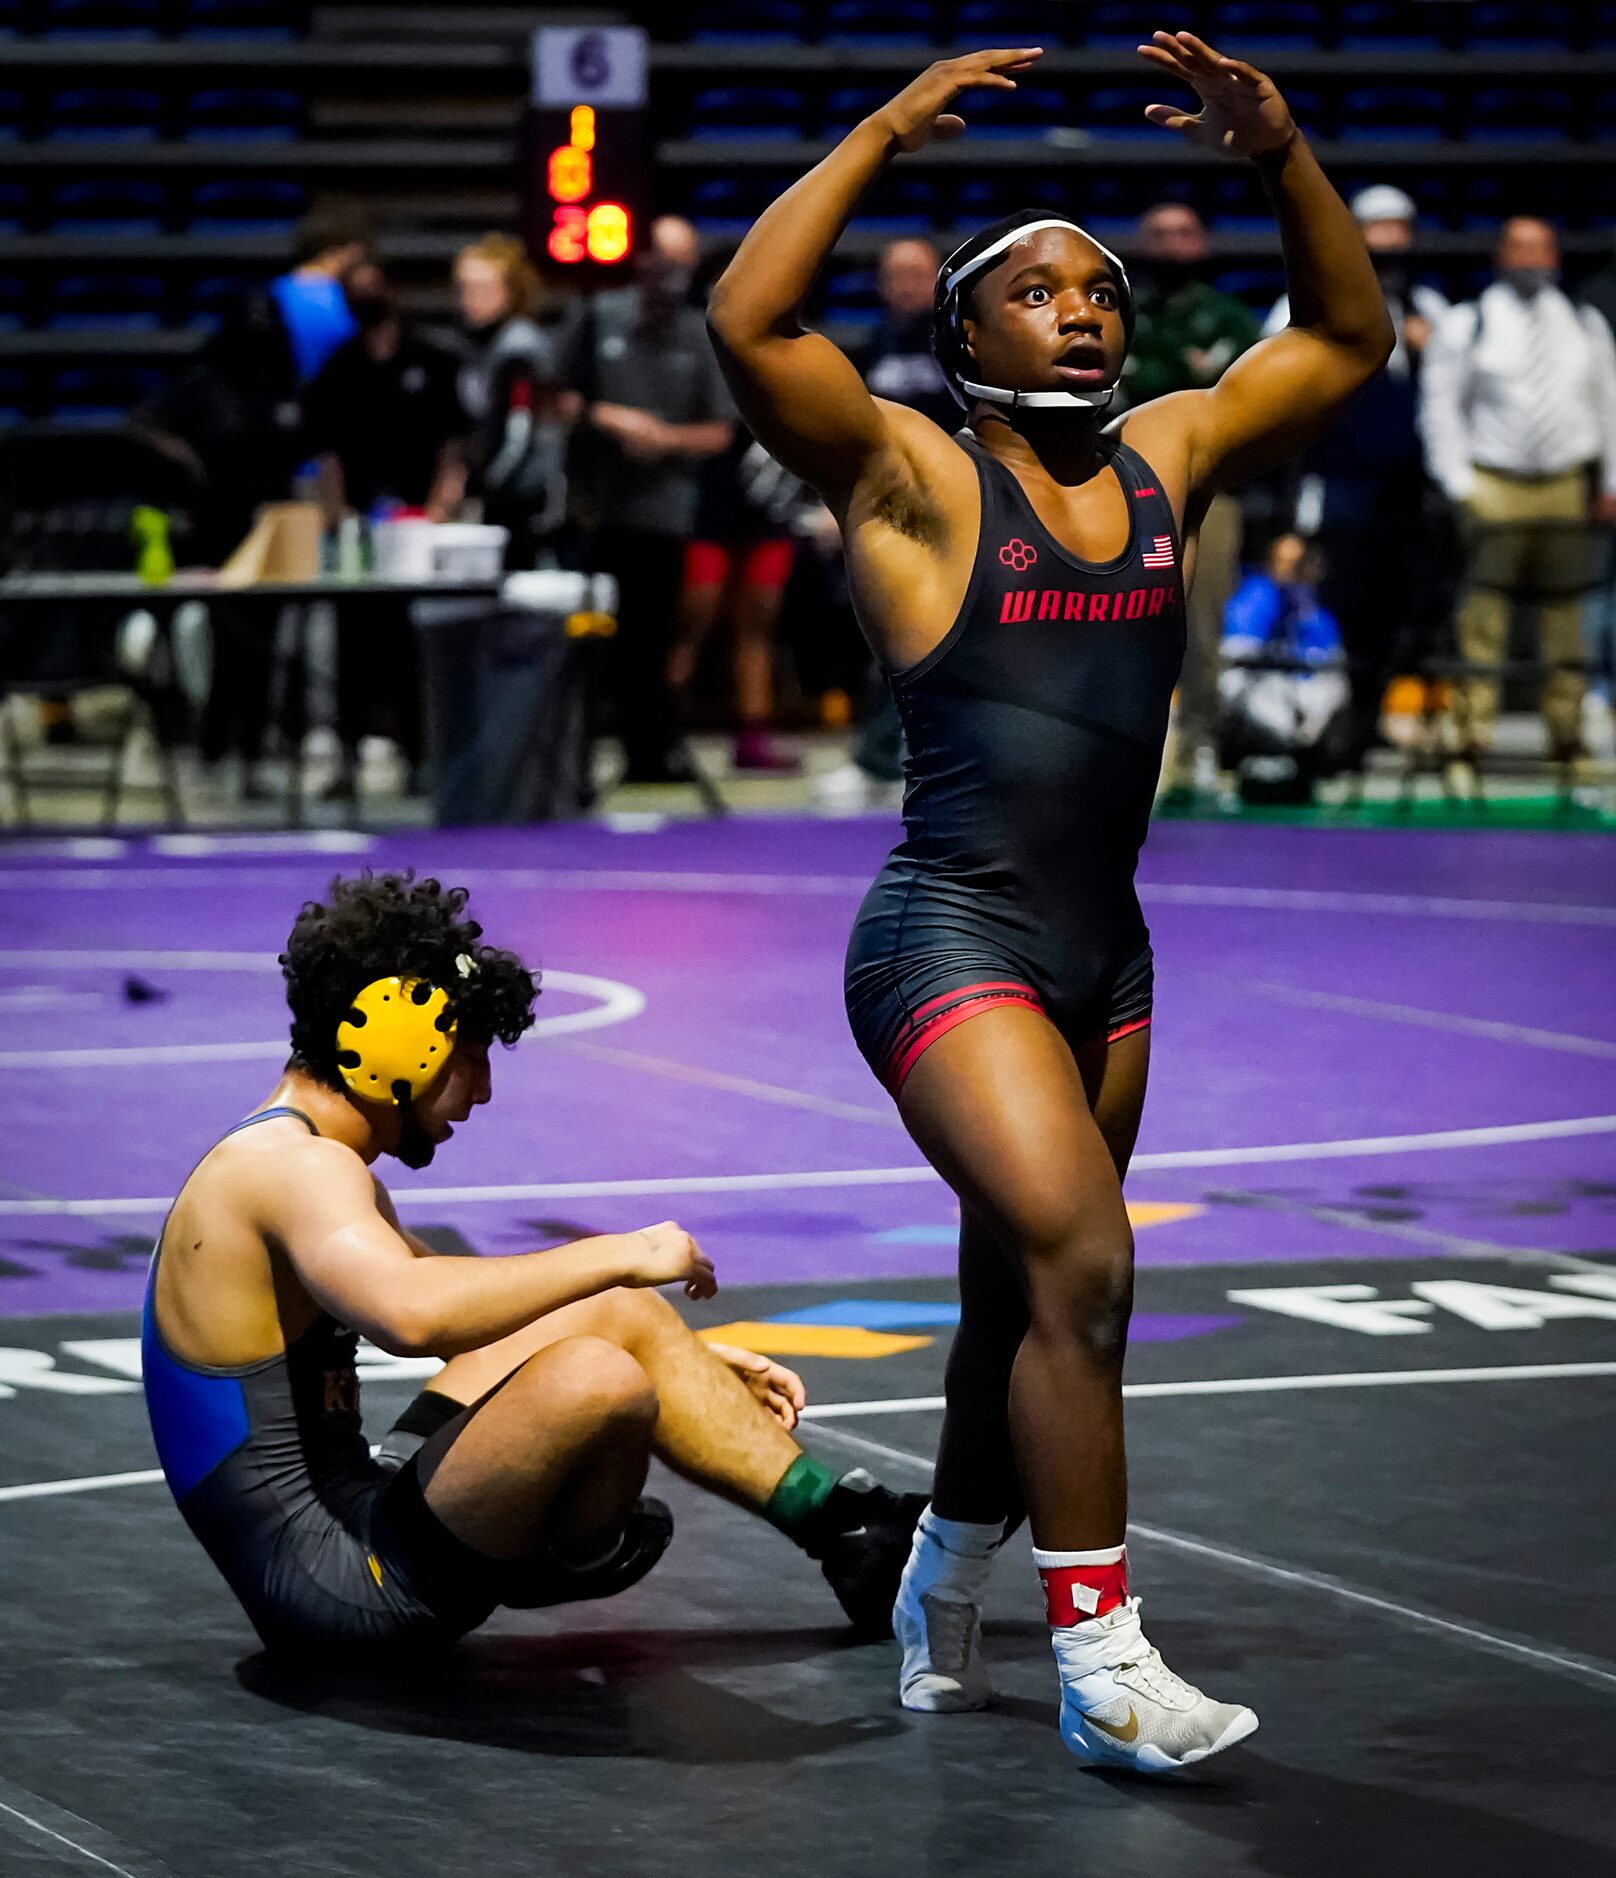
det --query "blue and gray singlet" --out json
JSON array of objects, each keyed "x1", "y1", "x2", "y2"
[{"x1": 141, "y1": 1107, "x2": 486, "y2": 1654}]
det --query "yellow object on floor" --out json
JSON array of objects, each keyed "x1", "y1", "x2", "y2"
[
  {"x1": 697, "y1": 1321, "x2": 935, "y2": 1359},
  {"x1": 1127, "y1": 1202, "x2": 1204, "y2": 1229}
]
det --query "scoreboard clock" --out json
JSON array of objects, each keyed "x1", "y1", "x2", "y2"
[{"x1": 524, "y1": 25, "x2": 650, "y2": 271}]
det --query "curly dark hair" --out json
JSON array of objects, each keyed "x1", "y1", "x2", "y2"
[{"x1": 280, "y1": 872, "x2": 538, "y2": 1087}]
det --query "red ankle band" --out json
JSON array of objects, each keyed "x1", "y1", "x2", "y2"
[{"x1": 1038, "y1": 1556, "x2": 1129, "y2": 1627}]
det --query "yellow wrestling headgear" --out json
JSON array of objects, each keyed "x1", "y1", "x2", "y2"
[{"x1": 335, "y1": 976, "x2": 458, "y2": 1105}]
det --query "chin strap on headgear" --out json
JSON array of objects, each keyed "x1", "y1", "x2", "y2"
[
  {"x1": 933, "y1": 212, "x2": 1134, "y2": 414},
  {"x1": 336, "y1": 976, "x2": 458, "y2": 1106}
]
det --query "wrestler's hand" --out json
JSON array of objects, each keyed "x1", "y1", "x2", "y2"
[
  {"x1": 1136, "y1": 32, "x2": 1295, "y2": 159},
  {"x1": 877, "y1": 46, "x2": 1043, "y2": 153},
  {"x1": 704, "y1": 1341, "x2": 807, "y2": 1431},
  {"x1": 624, "y1": 1221, "x2": 717, "y2": 1299}
]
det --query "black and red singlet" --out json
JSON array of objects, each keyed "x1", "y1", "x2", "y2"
[{"x1": 844, "y1": 432, "x2": 1186, "y2": 1095}]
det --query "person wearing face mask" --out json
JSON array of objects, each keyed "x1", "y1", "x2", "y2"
[
  {"x1": 453, "y1": 233, "x2": 573, "y2": 567},
  {"x1": 307, "y1": 262, "x2": 468, "y2": 528},
  {"x1": 1122, "y1": 202, "x2": 1260, "y2": 800},
  {"x1": 567, "y1": 215, "x2": 735, "y2": 784},
  {"x1": 1419, "y1": 217, "x2": 1616, "y2": 776},
  {"x1": 1262, "y1": 186, "x2": 1447, "y2": 768}
]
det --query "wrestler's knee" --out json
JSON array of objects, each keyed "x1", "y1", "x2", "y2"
[
  {"x1": 587, "y1": 1283, "x2": 686, "y2": 1350},
  {"x1": 518, "y1": 1335, "x2": 660, "y2": 1433},
  {"x1": 1022, "y1": 1223, "x2": 1135, "y2": 1366}
]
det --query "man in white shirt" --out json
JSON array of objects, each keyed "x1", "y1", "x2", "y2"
[{"x1": 1418, "y1": 217, "x2": 1616, "y2": 764}]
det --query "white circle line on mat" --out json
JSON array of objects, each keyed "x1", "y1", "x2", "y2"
[{"x1": 1, "y1": 1113, "x2": 1613, "y2": 1216}]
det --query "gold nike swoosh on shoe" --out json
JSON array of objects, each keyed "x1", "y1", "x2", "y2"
[{"x1": 1087, "y1": 1708, "x2": 1140, "y2": 1743}]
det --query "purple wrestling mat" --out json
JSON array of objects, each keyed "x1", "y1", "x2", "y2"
[{"x1": 0, "y1": 813, "x2": 1611, "y2": 1317}]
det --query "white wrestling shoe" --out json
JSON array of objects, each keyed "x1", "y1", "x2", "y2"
[
  {"x1": 893, "y1": 1508, "x2": 1001, "y2": 1713},
  {"x1": 1054, "y1": 1598, "x2": 1258, "y2": 1774}
]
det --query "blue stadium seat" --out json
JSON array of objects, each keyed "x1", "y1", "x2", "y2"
[
  {"x1": 184, "y1": 0, "x2": 297, "y2": 35},
  {"x1": 687, "y1": 87, "x2": 805, "y2": 141},
  {"x1": 950, "y1": 84, "x2": 1064, "y2": 140},
  {"x1": 1083, "y1": 3, "x2": 1195, "y2": 44},
  {"x1": 1593, "y1": 5, "x2": 1616, "y2": 49},
  {"x1": 1591, "y1": 91, "x2": 1616, "y2": 140},
  {"x1": 41, "y1": 0, "x2": 158, "y2": 35},
  {"x1": 820, "y1": 267, "x2": 883, "y2": 317},
  {"x1": 1448, "y1": 174, "x2": 1508, "y2": 228},
  {"x1": 189, "y1": 276, "x2": 255, "y2": 328},
  {"x1": 48, "y1": 273, "x2": 165, "y2": 330},
  {"x1": 1340, "y1": 85, "x2": 1447, "y2": 140},
  {"x1": 691, "y1": 0, "x2": 808, "y2": 42},
  {"x1": 1338, "y1": 3, "x2": 1443, "y2": 51},
  {"x1": 1212, "y1": 265, "x2": 1285, "y2": 305},
  {"x1": 1206, "y1": 172, "x2": 1274, "y2": 233},
  {"x1": 1270, "y1": 85, "x2": 1326, "y2": 138},
  {"x1": 1468, "y1": 87, "x2": 1573, "y2": 142},
  {"x1": 1464, "y1": 4, "x2": 1573, "y2": 50},
  {"x1": 0, "y1": 90, "x2": 20, "y2": 141},
  {"x1": 0, "y1": 182, "x2": 25, "y2": 231},
  {"x1": 686, "y1": 176, "x2": 781, "y2": 237},
  {"x1": 1061, "y1": 176, "x2": 1130, "y2": 227},
  {"x1": 1085, "y1": 86, "x2": 1168, "y2": 140},
  {"x1": 865, "y1": 174, "x2": 940, "y2": 231},
  {"x1": 824, "y1": 2, "x2": 933, "y2": 44},
  {"x1": 50, "y1": 180, "x2": 166, "y2": 233},
  {"x1": 822, "y1": 87, "x2": 894, "y2": 138},
  {"x1": 50, "y1": 365, "x2": 165, "y2": 424},
  {"x1": 953, "y1": 175, "x2": 1070, "y2": 226},
  {"x1": 0, "y1": 277, "x2": 24, "y2": 330},
  {"x1": 0, "y1": 369, "x2": 26, "y2": 426},
  {"x1": 47, "y1": 88, "x2": 162, "y2": 141},
  {"x1": 188, "y1": 179, "x2": 303, "y2": 231},
  {"x1": 1575, "y1": 172, "x2": 1616, "y2": 224},
  {"x1": 185, "y1": 88, "x2": 301, "y2": 141},
  {"x1": 1210, "y1": 4, "x2": 1325, "y2": 50},
  {"x1": 955, "y1": 4, "x2": 1063, "y2": 42},
  {"x1": 0, "y1": 0, "x2": 17, "y2": 37}
]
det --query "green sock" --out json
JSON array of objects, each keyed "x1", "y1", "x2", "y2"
[{"x1": 763, "y1": 1451, "x2": 845, "y2": 1546}]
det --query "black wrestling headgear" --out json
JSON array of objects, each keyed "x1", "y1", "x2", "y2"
[{"x1": 931, "y1": 210, "x2": 1135, "y2": 413}]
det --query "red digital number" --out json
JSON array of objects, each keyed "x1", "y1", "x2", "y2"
[{"x1": 547, "y1": 205, "x2": 588, "y2": 264}]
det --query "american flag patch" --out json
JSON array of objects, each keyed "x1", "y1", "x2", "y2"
[{"x1": 1141, "y1": 534, "x2": 1175, "y2": 569}]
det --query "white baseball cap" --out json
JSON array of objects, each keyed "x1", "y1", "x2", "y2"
[{"x1": 1350, "y1": 185, "x2": 1418, "y2": 227}]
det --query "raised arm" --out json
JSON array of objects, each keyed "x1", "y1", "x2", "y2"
[
  {"x1": 1130, "y1": 34, "x2": 1394, "y2": 493},
  {"x1": 706, "y1": 48, "x2": 1041, "y2": 505},
  {"x1": 274, "y1": 1141, "x2": 715, "y2": 1359}
]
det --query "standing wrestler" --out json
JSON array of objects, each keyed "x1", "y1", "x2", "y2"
[
  {"x1": 707, "y1": 34, "x2": 1390, "y2": 1771},
  {"x1": 143, "y1": 872, "x2": 921, "y2": 1659}
]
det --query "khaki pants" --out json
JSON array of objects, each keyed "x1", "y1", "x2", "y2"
[
  {"x1": 1453, "y1": 466, "x2": 1587, "y2": 755},
  {"x1": 1171, "y1": 491, "x2": 1242, "y2": 776}
]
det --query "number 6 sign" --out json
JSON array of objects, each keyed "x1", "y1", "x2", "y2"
[{"x1": 533, "y1": 25, "x2": 648, "y2": 109}]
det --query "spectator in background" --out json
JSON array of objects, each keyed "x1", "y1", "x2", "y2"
[
  {"x1": 271, "y1": 206, "x2": 371, "y2": 384},
  {"x1": 817, "y1": 236, "x2": 949, "y2": 809},
  {"x1": 1219, "y1": 532, "x2": 1348, "y2": 800},
  {"x1": 305, "y1": 262, "x2": 469, "y2": 795},
  {"x1": 1419, "y1": 217, "x2": 1616, "y2": 777},
  {"x1": 1263, "y1": 186, "x2": 1448, "y2": 768},
  {"x1": 133, "y1": 293, "x2": 305, "y2": 785},
  {"x1": 307, "y1": 262, "x2": 467, "y2": 526},
  {"x1": 569, "y1": 214, "x2": 734, "y2": 784},
  {"x1": 851, "y1": 236, "x2": 956, "y2": 430},
  {"x1": 674, "y1": 431, "x2": 809, "y2": 772},
  {"x1": 1577, "y1": 250, "x2": 1616, "y2": 762},
  {"x1": 1124, "y1": 202, "x2": 1260, "y2": 800},
  {"x1": 454, "y1": 233, "x2": 573, "y2": 567}
]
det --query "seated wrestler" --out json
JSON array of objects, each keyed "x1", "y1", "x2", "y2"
[{"x1": 143, "y1": 870, "x2": 922, "y2": 1657}]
